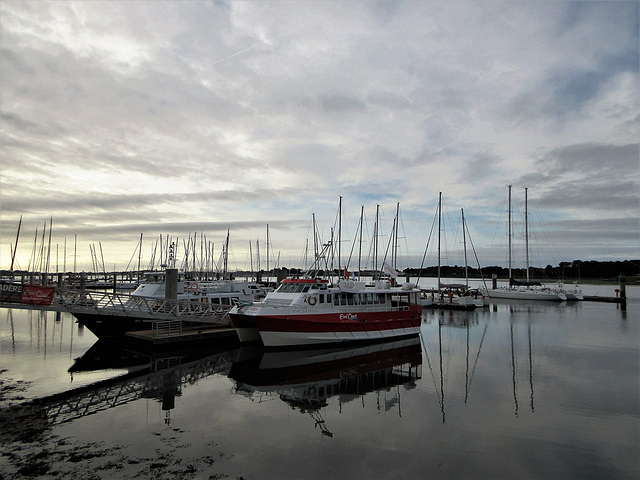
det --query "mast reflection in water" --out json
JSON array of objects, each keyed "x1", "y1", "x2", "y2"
[{"x1": 228, "y1": 337, "x2": 422, "y2": 437}]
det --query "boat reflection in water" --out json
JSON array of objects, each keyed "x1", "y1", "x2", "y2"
[
  {"x1": 0, "y1": 343, "x2": 238, "y2": 443},
  {"x1": 228, "y1": 336, "x2": 422, "y2": 437}
]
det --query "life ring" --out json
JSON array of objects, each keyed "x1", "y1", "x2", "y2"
[
  {"x1": 190, "y1": 282, "x2": 199, "y2": 292},
  {"x1": 308, "y1": 295, "x2": 317, "y2": 306}
]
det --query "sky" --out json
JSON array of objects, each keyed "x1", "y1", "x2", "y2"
[{"x1": 1, "y1": 1, "x2": 638, "y2": 274}]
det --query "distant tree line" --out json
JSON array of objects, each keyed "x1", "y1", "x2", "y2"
[
  {"x1": 403, "y1": 260, "x2": 639, "y2": 280},
  {"x1": 272, "y1": 259, "x2": 639, "y2": 281}
]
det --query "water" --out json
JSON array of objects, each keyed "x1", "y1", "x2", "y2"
[{"x1": 1, "y1": 285, "x2": 638, "y2": 479}]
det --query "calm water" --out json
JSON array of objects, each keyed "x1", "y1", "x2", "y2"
[{"x1": 1, "y1": 284, "x2": 638, "y2": 479}]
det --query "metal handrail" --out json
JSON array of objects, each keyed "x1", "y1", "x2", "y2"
[{"x1": 56, "y1": 289, "x2": 232, "y2": 324}]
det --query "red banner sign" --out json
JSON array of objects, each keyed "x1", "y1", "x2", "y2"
[{"x1": 21, "y1": 285, "x2": 56, "y2": 306}]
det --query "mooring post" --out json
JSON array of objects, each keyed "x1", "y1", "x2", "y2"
[
  {"x1": 618, "y1": 275, "x2": 626, "y2": 300},
  {"x1": 165, "y1": 268, "x2": 179, "y2": 300},
  {"x1": 618, "y1": 274, "x2": 627, "y2": 311},
  {"x1": 492, "y1": 274, "x2": 498, "y2": 290}
]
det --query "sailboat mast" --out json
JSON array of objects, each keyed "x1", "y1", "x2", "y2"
[
  {"x1": 223, "y1": 228, "x2": 230, "y2": 278},
  {"x1": 266, "y1": 224, "x2": 270, "y2": 279},
  {"x1": 137, "y1": 233, "x2": 143, "y2": 282},
  {"x1": 394, "y1": 202, "x2": 400, "y2": 270},
  {"x1": 508, "y1": 185, "x2": 512, "y2": 280},
  {"x1": 525, "y1": 187, "x2": 530, "y2": 283},
  {"x1": 312, "y1": 213, "x2": 318, "y2": 265},
  {"x1": 358, "y1": 205, "x2": 364, "y2": 277},
  {"x1": 10, "y1": 215, "x2": 22, "y2": 273},
  {"x1": 437, "y1": 192, "x2": 442, "y2": 288},
  {"x1": 338, "y1": 196, "x2": 342, "y2": 276},
  {"x1": 374, "y1": 204, "x2": 380, "y2": 274},
  {"x1": 256, "y1": 239, "x2": 261, "y2": 274},
  {"x1": 46, "y1": 217, "x2": 53, "y2": 274},
  {"x1": 249, "y1": 240, "x2": 253, "y2": 276},
  {"x1": 462, "y1": 208, "x2": 468, "y2": 289}
]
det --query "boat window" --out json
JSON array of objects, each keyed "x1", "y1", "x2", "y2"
[
  {"x1": 222, "y1": 298, "x2": 230, "y2": 305},
  {"x1": 326, "y1": 294, "x2": 332, "y2": 304},
  {"x1": 303, "y1": 285, "x2": 310, "y2": 292},
  {"x1": 319, "y1": 294, "x2": 324, "y2": 304},
  {"x1": 366, "y1": 293, "x2": 374, "y2": 304},
  {"x1": 347, "y1": 293, "x2": 354, "y2": 305},
  {"x1": 377, "y1": 294, "x2": 385, "y2": 304}
]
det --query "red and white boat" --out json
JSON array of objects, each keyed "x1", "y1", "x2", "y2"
[{"x1": 229, "y1": 277, "x2": 423, "y2": 347}]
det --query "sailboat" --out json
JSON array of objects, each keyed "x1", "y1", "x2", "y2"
[
  {"x1": 483, "y1": 186, "x2": 566, "y2": 301},
  {"x1": 429, "y1": 193, "x2": 485, "y2": 309}
]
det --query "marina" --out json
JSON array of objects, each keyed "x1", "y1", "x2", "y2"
[
  {"x1": 1, "y1": 3, "x2": 637, "y2": 479},
  {"x1": 1, "y1": 282, "x2": 637, "y2": 479}
]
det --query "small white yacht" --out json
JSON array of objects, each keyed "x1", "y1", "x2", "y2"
[{"x1": 132, "y1": 271, "x2": 272, "y2": 306}]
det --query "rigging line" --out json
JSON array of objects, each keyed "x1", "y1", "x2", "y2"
[
  {"x1": 465, "y1": 218, "x2": 490, "y2": 291},
  {"x1": 419, "y1": 332, "x2": 442, "y2": 406},
  {"x1": 416, "y1": 207, "x2": 438, "y2": 287},
  {"x1": 124, "y1": 238, "x2": 140, "y2": 272},
  {"x1": 468, "y1": 323, "x2": 488, "y2": 389},
  {"x1": 486, "y1": 188, "x2": 510, "y2": 267},
  {"x1": 344, "y1": 206, "x2": 363, "y2": 272}
]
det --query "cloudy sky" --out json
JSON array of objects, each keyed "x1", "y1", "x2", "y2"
[{"x1": 1, "y1": 1, "x2": 638, "y2": 274}]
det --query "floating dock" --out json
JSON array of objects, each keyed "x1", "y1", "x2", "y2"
[
  {"x1": 125, "y1": 323, "x2": 240, "y2": 351},
  {"x1": 582, "y1": 295, "x2": 625, "y2": 303}
]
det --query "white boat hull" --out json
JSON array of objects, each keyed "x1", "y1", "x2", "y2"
[
  {"x1": 235, "y1": 327, "x2": 262, "y2": 343},
  {"x1": 259, "y1": 325, "x2": 421, "y2": 348},
  {"x1": 485, "y1": 288, "x2": 566, "y2": 301}
]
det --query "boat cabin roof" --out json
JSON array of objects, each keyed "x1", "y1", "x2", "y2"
[{"x1": 280, "y1": 278, "x2": 329, "y2": 285}]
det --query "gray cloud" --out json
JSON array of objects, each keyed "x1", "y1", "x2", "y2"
[{"x1": 0, "y1": 1, "x2": 637, "y2": 270}]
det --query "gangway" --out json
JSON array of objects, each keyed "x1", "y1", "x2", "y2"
[{"x1": 56, "y1": 289, "x2": 233, "y2": 324}]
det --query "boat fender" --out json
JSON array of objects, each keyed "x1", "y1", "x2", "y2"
[
  {"x1": 190, "y1": 282, "x2": 199, "y2": 292},
  {"x1": 308, "y1": 295, "x2": 317, "y2": 306}
]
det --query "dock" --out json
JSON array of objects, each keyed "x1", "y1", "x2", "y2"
[
  {"x1": 582, "y1": 295, "x2": 625, "y2": 303},
  {"x1": 125, "y1": 323, "x2": 239, "y2": 351}
]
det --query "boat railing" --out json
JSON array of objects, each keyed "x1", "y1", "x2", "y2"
[
  {"x1": 152, "y1": 320, "x2": 183, "y2": 338},
  {"x1": 57, "y1": 289, "x2": 232, "y2": 323}
]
